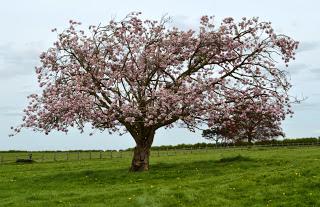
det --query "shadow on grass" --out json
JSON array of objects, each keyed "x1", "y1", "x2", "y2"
[
  {"x1": 18, "y1": 155, "x2": 257, "y2": 189},
  {"x1": 217, "y1": 155, "x2": 252, "y2": 163}
]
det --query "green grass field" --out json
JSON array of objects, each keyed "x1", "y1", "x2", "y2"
[{"x1": 0, "y1": 147, "x2": 319, "y2": 207}]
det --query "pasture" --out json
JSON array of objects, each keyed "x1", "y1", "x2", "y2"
[{"x1": 0, "y1": 146, "x2": 319, "y2": 206}]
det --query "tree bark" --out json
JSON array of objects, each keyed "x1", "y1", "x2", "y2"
[{"x1": 130, "y1": 130, "x2": 155, "y2": 172}]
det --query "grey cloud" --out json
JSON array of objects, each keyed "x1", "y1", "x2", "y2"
[
  {"x1": 307, "y1": 67, "x2": 320, "y2": 80},
  {"x1": 0, "y1": 42, "x2": 43, "y2": 79},
  {"x1": 287, "y1": 63, "x2": 309, "y2": 75},
  {"x1": 297, "y1": 41, "x2": 320, "y2": 53},
  {"x1": 18, "y1": 84, "x2": 40, "y2": 95},
  {"x1": 292, "y1": 102, "x2": 320, "y2": 111},
  {"x1": 1, "y1": 112, "x2": 23, "y2": 117},
  {"x1": 291, "y1": 20, "x2": 298, "y2": 28},
  {"x1": 310, "y1": 67, "x2": 320, "y2": 74},
  {"x1": 169, "y1": 15, "x2": 197, "y2": 30},
  {"x1": 18, "y1": 88, "x2": 38, "y2": 95},
  {"x1": 0, "y1": 106, "x2": 18, "y2": 111},
  {"x1": 0, "y1": 106, "x2": 23, "y2": 117}
]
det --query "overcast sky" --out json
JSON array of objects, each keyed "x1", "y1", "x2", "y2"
[{"x1": 0, "y1": 0, "x2": 320, "y2": 151}]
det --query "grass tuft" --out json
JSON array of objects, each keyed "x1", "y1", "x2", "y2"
[{"x1": 217, "y1": 154, "x2": 252, "y2": 163}]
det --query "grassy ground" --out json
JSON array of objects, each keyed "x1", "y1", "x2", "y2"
[{"x1": 0, "y1": 147, "x2": 319, "y2": 207}]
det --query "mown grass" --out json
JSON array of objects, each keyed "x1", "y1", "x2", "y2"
[{"x1": 0, "y1": 147, "x2": 319, "y2": 207}]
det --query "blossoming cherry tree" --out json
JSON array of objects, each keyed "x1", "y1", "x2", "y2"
[{"x1": 12, "y1": 13, "x2": 298, "y2": 171}]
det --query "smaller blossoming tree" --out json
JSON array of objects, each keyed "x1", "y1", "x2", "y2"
[
  {"x1": 203, "y1": 98, "x2": 286, "y2": 144},
  {"x1": 11, "y1": 12, "x2": 298, "y2": 171}
]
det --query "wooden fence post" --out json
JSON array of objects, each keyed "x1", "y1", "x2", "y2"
[
  {"x1": 110, "y1": 151, "x2": 113, "y2": 159},
  {"x1": 89, "y1": 152, "x2": 92, "y2": 160},
  {"x1": 100, "y1": 151, "x2": 102, "y2": 159}
]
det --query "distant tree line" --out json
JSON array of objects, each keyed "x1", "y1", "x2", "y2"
[
  {"x1": 126, "y1": 137, "x2": 320, "y2": 151},
  {"x1": 1, "y1": 137, "x2": 319, "y2": 153}
]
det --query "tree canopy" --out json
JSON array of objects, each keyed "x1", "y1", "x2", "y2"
[
  {"x1": 203, "y1": 98, "x2": 286, "y2": 144},
  {"x1": 12, "y1": 12, "x2": 298, "y2": 171}
]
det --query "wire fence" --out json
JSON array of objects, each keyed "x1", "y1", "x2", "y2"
[{"x1": 0, "y1": 141, "x2": 319, "y2": 164}]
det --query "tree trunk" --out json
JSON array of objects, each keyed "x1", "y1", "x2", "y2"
[
  {"x1": 130, "y1": 130, "x2": 155, "y2": 172},
  {"x1": 130, "y1": 144, "x2": 151, "y2": 171}
]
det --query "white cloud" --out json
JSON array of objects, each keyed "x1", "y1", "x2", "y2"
[
  {"x1": 297, "y1": 41, "x2": 320, "y2": 53},
  {"x1": 0, "y1": 42, "x2": 42, "y2": 79}
]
